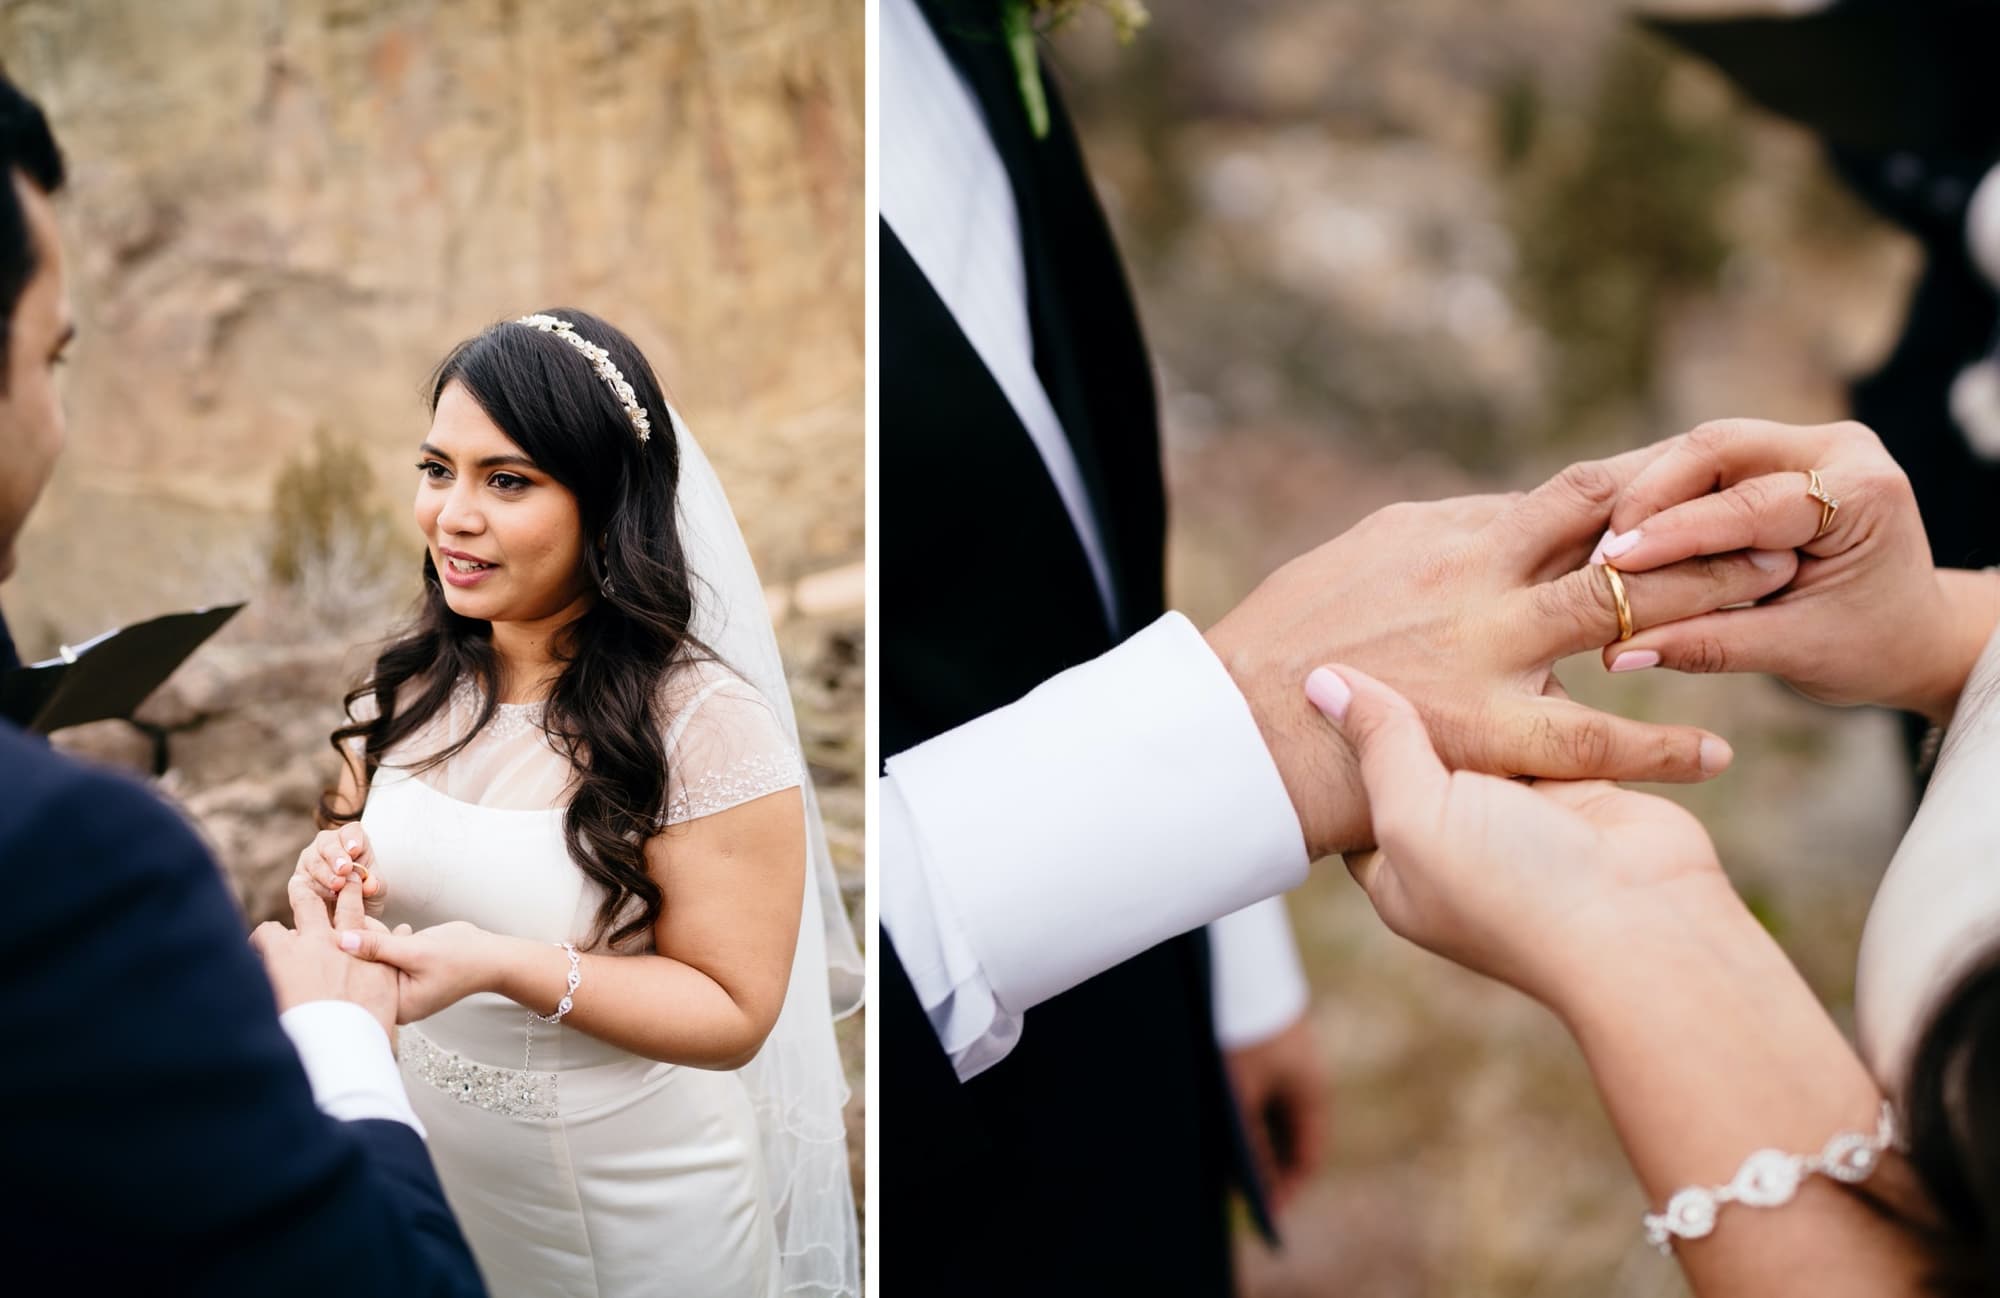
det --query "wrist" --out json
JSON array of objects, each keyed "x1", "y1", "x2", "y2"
[
  {"x1": 1202, "y1": 619, "x2": 1362, "y2": 859},
  {"x1": 1541, "y1": 873, "x2": 1770, "y2": 1034},
  {"x1": 484, "y1": 932, "x2": 539, "y2": 1002},
  {"x1": 1907, "y1": 568, "x2": 2000, "y2": 724}
]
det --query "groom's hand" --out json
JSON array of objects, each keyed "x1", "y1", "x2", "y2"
[
  {"x1": 1225, "y1": 1015, "x2": 1327, "y2": 1217},
  {"x1": 250, "y1": 871, "x2": 400, "y2": 1043},
  {"x1": 1206, "y1": 450, "x2": 1795, "y2": 859}
]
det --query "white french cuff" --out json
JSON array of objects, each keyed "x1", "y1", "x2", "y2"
[
  {"x1": 1642, "y1": 1102, "x2": 1901, "y2": 1255},
  {"x1": 886, "y1": 611, "x2": 1310, "y2": 1017},
  {"x1": 279, "y1": 999, "x2": 428, "y2": 1138}
]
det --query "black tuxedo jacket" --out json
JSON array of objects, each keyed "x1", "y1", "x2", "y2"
[
  {"x1": 883, "y1": 5, "x2": 1252, "y2": 1291},
  {"x1": 0, "y1": 629, "x2": 484, "y2": 1294}
]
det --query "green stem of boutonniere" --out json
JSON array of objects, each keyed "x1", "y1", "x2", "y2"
[{"x1": 1001, "y1": 0, "x2": 1050, "y2": 140}]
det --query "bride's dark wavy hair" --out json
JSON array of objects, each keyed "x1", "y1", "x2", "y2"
[
  {"x1": 1903, "y1": 952, "x2": 2000, "y2": 1294},
  {"x1": 320, "y1": 308, "x2": 711, "y2": 948}
]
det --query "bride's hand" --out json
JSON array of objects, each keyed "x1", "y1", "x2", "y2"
[
  {"x1": 1206, "y1": 448, "x2": 1796, "y2": 859},
  {"x1": 293, "y1": 824, "x2": 388, "y2": 918},
  {"x1": 1597, "y1": 418, "x2": 2000, "y2": 722},
  {"x1": 337, "y1": 920, "x2": 505, "y2": 1023},
  {"x1": 1307, "y1": 664, "x2": 1729, "y2": 1010}
]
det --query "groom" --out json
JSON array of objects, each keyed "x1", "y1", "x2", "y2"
[{"x1": 0, "y1": 75, "x2": 483, "y2": 1294}]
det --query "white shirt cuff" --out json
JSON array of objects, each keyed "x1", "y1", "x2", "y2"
[
  {"x1": 1208, "y1": 896, "x2": 1310, "y2": 1051},
  {"x1": 279, "y1": 1000, "x2": 427, "y2": 1138},
  {"x1": 886, "y1": 611, "x2": 1310, "y2": 1024},
  {"x1": 881, "y1": 778, "x2": 1023, "y2": 1079}
]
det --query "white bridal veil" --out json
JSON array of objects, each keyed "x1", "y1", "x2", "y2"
[{"x1": 667, "y1": 403, "x2": 865, "y2": 1297}]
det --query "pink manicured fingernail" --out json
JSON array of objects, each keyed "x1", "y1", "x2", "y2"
[
  {"x1": 1587, "y1": 527, "x2": 1614, "y2": 567},
  {"x1": 1304, "y1": 667, "x2": 1352, "y2": 722},
  {"x1": 1601, "y1": 529, "x2": 1642, "y2": 560},
  {"x1": 1610, "y1": 650, "x2": 1660, "y2": 673},
  {"x1": 335, "y1": 856, "x2": 351, "y2": 873},
  {"x1": 339, "y1": 932, "x2": 361, "y2": 952},
  {"x1": 1699, "y1": 736, "x2": 1733, "y2": 775},
  {"x1": 1748, "y1": 549, "x2": 1790, "y2": 573}
]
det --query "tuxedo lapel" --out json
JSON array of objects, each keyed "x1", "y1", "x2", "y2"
[{"x1": 913, "y1": 0, "x2": 1166, "y2": 634}]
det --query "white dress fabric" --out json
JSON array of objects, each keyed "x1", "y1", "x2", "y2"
[
  {"x1": 359, "y1": 660, "x2": 805, "y2": 1297},
  {"x1": 1857, "y1": 622, "x2": 2000, "y2": 1096}
]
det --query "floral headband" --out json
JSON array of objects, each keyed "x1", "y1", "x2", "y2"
[{"x1": 513, "y1": 313, "x2": 654, "y2": 443}]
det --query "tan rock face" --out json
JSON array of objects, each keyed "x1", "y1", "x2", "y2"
[{"x1": 2, "y1": 0, "x2": 863, "y2": 650}]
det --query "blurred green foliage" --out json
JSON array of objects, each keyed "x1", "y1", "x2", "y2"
[
  {"x1": 265, "y1": 428, "x2": 395, "y2": 590},
  {"x1": 1504, "y1": 34, "x2": 1746, "y2": 436}
]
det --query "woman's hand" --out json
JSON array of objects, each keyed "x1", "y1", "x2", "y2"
[
  {"x1": 293, "y1": 824, "x2": 388, "y2": 918},
  {"x1": 1597, "y1": 418, "x2": 2000, "y2": 722},
  {"x1": 337, "y1": 920, "x2": 506, "y2": 1023},
  {"x1": 1305, "y1": 663, "x2": 1730, "y2": 1012},
  {"x1": 1207, "y1": 449, "x2": 1797, "y2": 859}
]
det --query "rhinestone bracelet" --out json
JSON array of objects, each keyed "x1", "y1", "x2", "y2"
[
  {"x1": 528, "y1": 942, "x2": 582, "y2": 1025},
  {"x1": 1643, "y1": 1102, "x2": 1900, "y2": 1254}
]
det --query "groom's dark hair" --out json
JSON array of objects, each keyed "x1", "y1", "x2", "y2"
[{"x1": 0, "y1": 68, "x2": 64, "y2": 389}]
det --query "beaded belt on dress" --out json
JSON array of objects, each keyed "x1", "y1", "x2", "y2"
[{"x1": 402, "y1": 1028, "x2": 559, "y2": 1120}]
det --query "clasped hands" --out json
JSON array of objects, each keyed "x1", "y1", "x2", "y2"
[
  {"x1": 253, "y1": 824, "x2": 511, "y2": 1035},
  {"x1": 1221, "y1": 417, "x2": 2000, "y2": 1012}
]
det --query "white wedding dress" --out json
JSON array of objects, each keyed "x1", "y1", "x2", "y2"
[
  {"x1": 359, "y1": 661, "x2": 805, "y2": 1296},
  {"x1": 1858, "y1": 621, "x2": 2000, "y2": 1094}
]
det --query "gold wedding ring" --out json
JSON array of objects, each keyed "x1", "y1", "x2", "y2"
[
  {"x1": 1805, "y1": 468, "x2": 1839, "y2": 542},
  {"x1": 1600, "y1": 561, "x2": 1635, "y2": 642}
]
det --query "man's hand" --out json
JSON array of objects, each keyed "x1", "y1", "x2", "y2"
[
  {"x1": 251, "y1": 870, "x2": 399, "y2": 1042},
  {"x1": 1206, "y1": 450, "x2": 1785, "y2": 859},
  {"x1": 1225, "y1": 1015, "x2": 1327, "y2": 1217}
]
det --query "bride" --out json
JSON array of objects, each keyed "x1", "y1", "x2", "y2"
[{"x1": 289, "y1": 309, "x2": 862, "y2": 1297}]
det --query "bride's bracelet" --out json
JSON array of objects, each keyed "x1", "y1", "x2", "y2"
[
  {"x1": 1642, "y1": 1102, "x2": 1900, "y2": 1255},
  {"x1": 528, "y1": 942, "x2": 583, "y2": 1025}
]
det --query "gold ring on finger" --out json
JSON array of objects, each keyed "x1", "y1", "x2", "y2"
[
  {"x1": 1600, "y1": 561, "x2": 1635, "y2": 642},
  {"x1": 1805, "y1": 468, "x2": 1839, "y2": 542}
]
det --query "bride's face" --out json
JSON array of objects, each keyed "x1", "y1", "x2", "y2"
[{"x1": 415, "y1": 380, "x2": 592, "y2": 625}]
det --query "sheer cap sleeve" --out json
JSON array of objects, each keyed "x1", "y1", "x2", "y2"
[{"x1": 659, "y1": 661, "x2": 803, "y2": 829}]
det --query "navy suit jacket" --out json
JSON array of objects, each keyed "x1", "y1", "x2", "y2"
[{"x1": 0, "y1": 612, "x2": 484, "y2": 1294}]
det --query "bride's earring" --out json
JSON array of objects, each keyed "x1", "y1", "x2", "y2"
[{"x1": 597, "y1": 535, "x2": 615, "y2": 597}]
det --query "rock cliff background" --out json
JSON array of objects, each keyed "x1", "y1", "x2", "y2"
[{"x1": 0, "y1": 0, "x2": 864, "y2": 1197}]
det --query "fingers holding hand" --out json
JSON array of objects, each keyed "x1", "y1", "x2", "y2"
[
  {"x1": 1600, "y1": 472, "x2": 1832, "y2": 574},
  {"x1": 1607, "y1": 419, "x2": 1903, "y2": 570},
  {"x1": 1608, "y1": 418, "x2": 1842, "y2": 536},
  {"x1": 1303, "y1": 665, "x2": 1451, "y2": 858},
  {"x1": 1524, "y1": 547, "x2": 1797, "y2": 659}
]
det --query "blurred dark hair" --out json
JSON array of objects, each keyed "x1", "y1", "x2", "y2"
[
  {"x1": 323, "y1": 308, "x2": 711, "y2": 947},
  {"x1": 0, "y1": 70, "x2": 64, "y2": 388},
  {"x1": 1903, "y1": 953, "x2": 2000, "y2": 1293}
]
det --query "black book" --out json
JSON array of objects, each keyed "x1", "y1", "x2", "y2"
[{"x1": 0, "y1": 603, "x2": 244, "y2": 734}]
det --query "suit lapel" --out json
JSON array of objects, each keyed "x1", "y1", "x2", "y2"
[{"x1": 913, "y1": 0, "x2": 1140, "y2": 624}]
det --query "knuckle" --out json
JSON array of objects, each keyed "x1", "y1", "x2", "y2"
[
  {"x1": 1679, "y1": 635, "x2": 1730, "y2": 675},
  {"x1": 1564, "y1": 716, "x2": 1615, "y2": 771},
  {"x1": 1554, "y1": 459, "x2": 1620, "y2": 511},
  {"x1": 1530, "y1": 571, "x2": 1602, "y2": 636},
  {"x1": 1832, "y1": 419, "x2": 1881, "y2": 452}
]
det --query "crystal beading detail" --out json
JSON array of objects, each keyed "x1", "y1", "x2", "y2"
[
  {"x1": 403, "y1": 1029, "x2": 558, "y2": 1120},
  {"x1": 514, "y1": 313, "x2": 653, "y2": 442},
  {"x1": 1642, "y1": 1102, "x2": 1900, "y2": 1254},
  {"x1": 662, "y1": 749, "x2": 803, "y2": 826}
]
